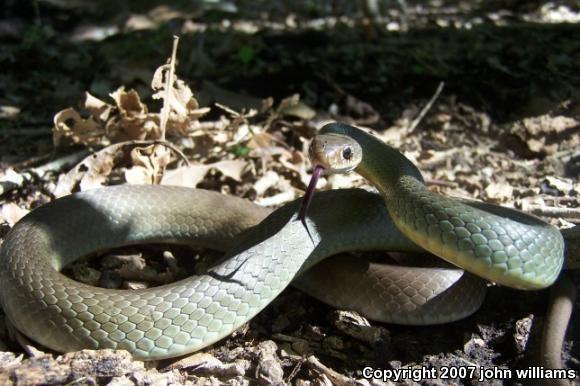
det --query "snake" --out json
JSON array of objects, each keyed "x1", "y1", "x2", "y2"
[{"x1": 0, "y1": 123, "x2": 568, "y2": 368}]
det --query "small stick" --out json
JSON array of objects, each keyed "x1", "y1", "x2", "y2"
[
  {"x1": 159, "y1": 35, "x2": 180, "y2": 141},
  {"x1": 426, "y1": 178, "x2": 457, "y2": 188},
  {"x1": 528, "y1": 206, "x2": 580, "y2": 221},
  {"x1": 408, "y1": 81, "x2": 444, "y2": 133},
  {"x1": 306, "y1": 355, "x2": 357, "y2": 386}
]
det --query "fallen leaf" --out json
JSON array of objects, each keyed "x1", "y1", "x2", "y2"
[
  {"x1": 124, "y1": 14, "x2": 157, "y2": 31},
  {"x1": 54, "y1": 141, "x2": 173, "y2": 196},
  {"x1": 0, "y1": 105, "x2": 20, "y2": 119},
  {"x1": 277, "y1": 94, "x2": 316, "y2": 120},
  {"x1": 544, "y1": 176, "x2": 574, "y2": 194},
  {"x1": 53, "y1": 107, "x2": 105, "y2": 146},
  {"x1": 255, "y1": 190, "x2": 295, "y2": 206},
  {"x1": 511, "y1": 114, "x2": 579, "y2": 155},
  {"x1": 253, "y1": 170, "x2": 279, "y2": 195},
  {"x1": 161, "y1": 160, "x2": 247, "y2": 188},
  {"x1": 484, "y1": 181, "x2": 513, "y2": 202},
  {"x1": 109, "y1": 87, "x2": 159, "y2": 141},
  {"x1": 125, "y1": 144, "x2": 171, "y2": 185},
  {"x1": 84, "y1": 92, "x2": 113, "y2": 122},
  {"x1": 279, "y1": 149, "x2": 310, "y2": 186},
  {"x1": 1, "y1": 203, "x2": 29, "y2": 226},
  {"x1": 151, "y1": 65, "x2": 210, "y2": 135},
  {"x1": 52, "y1": 62, "x2": 211, "y2": 148},
  {"x1": 70, "y1": 24, "x2": 119, "y2": 42}
]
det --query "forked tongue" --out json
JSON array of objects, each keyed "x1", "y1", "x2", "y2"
[{"x1": 297, "y1": 165, "x2": 325, "y2": 240}]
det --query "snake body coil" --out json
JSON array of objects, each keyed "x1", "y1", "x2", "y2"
[{"x1": 0, "y1": 123, "x2": 565, "y2": 360}]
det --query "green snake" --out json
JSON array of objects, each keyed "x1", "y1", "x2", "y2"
[{"x1": 0, "y1": 123, "x2": 567, "y2": 366}]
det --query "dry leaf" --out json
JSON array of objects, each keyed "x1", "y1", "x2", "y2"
[
  {"x1": 151, "y1": 65, "x2": 210, "y2": 135},
  {"x1": 103, "y1": 253, "x2": 146, "y2": 271},
  {"x1": 484, "y1": 181, "x2": 513, "y2": 202},
  {"x1": 279, "y1": 149, "x2": 310, "y2": 186},
  {"x1": 511, "y1": 114, "x2": 579, "y2": 155},
  {"x1": 163, "y1": 352, "x2": 244, "y2": 375},
  {"x1": 0, "y1": 105, "x2": 20, "y2": 119},
  {"x1": 327, "y1": 173, "x2": 361, "y2": 189},
  {"x1": 55, "y1": 145, "x2": 118, "y2": 196},
  {"x1": 52, "y1": 63, "x2": 210, "y2": 148},
  {"x1": 277, "y1": 94, "x2": 315, "y2": 120},
  {"x1": 53, "y1": 107, "x2": 105, "y2": 146},
  {"x1": 253, "y1": 170, "x2": 280, "y2": 195},
  {"x1": 1, "y1": 203, "x2": 29, "y2": 226},
  {"x1": 520, "y1": 195, "x2": 547, "y2": 213},
  {"x1": 54, "y1": 141, "x2": 170, "y2": 196},
  {"x1": 125, "y1": 14, "x2": 157, "y2": 31},
  {"x1": 70, "y1": 25, "x2": 119, "y2": 42},
  {"x1": 544, "y1": 176, "x2": 574, "y2": 194},
  {"x1": 255, "y1": 191, "x2": 296, "y2": 207},
  {"x1": 84, "y1": 92, "x2": 113, "y2": 122},
  {"x1": 247, "y1": 132, "x2": 288, "y2": 157},
  {"x1": 125, "y1": 144, "x2": 171, "y2": 185},
  {"x1": 161, "y1": 160, "x2": 247, "y2": 188},
  {"x1": 109, "y1": 87, "x2": 159, "y2": 141}
]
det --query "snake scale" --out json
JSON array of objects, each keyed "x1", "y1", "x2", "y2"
[{"x1": 0, "y1": 123, "x2": 567, "y2": 364}]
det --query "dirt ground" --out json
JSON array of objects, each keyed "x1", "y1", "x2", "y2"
[{"x1": 0, "y1": 1, "x2": 579, "y2": 385}]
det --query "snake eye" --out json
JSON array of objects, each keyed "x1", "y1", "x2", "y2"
[{"x1": 342, "y1": 146, "x2": 352, "y2": 160}]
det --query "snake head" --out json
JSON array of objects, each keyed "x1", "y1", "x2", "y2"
[
  {"x1": 298, "y1": 130, "x2": 363, "y2": 231},
  {"x1": 309, "y1": 133, "x2": 363, "y2": 174}
]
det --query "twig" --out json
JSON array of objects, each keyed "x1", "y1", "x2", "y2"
[
  {"x1": 159, "y1": 35, "x2": 180, "y2": 141},
  {"x1": 527, "y1": 206, "x2": 580, "y2": 222},
  {"x1": 285, "y1": 357, "x2": 305, "y2": 384},
  {"x1": 306, "y1": 356, "x2": 359, "y2": 386},
  {"x1": 408, "y1": 81, "x2": 444, "y2": 133},
  {"x1": 426, "y1": 178, "x2": 457, "y2": 188},
  {"x1": 0, "y1": 149, "x2": 90, "y2": 196}
]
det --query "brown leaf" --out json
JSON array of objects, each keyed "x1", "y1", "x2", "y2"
[
  {"x1": 53, "y1": 107, "x2": 105, "y2": 147},
  {"x1": 151, "y1": 65, "x2": 210, "y2": 135},
  {"x1": 277, "y1": 94, "x2": 315, "y2": 120},
  {"x1": 109, "y1": 87, "x2": 159, "y2": 141},
  {"x1": 511, "y1": 114, "x2": 579, "y2": 155},
  {"x1": 110, "y1": 87, "x2": 148, "y2": 116},
  {"x1": 161, "y1": 160, "x2": 247, "y2": 188},
  {"x1": 279, "y1": 149, "x2": 310, "y2": 186},
  {"x1": 84, "y1": 92, "x2": 113, "y2": 122},
  {"x1": 54, "y1": 141, "x2": 170, "y2": 197},
  {"x1": 247, "y1": 132, "x2": 288, "y2": 158},
  {"x1": 253, "y1": 170, "x2": 280, "y2": 195},
  {"x1": 1, "y1": 203, "x2": 29, "y2": 226},
  {"x1": 484, "y1": 182, "x2": 513, "y2": 203},
  {"x1": 0, "y1": 105, "x2": 20, "y2": 119},
  {"x1": 54, "y1": 144, "x2": 118, "y2": 196},
  {"x1": 544, "y1": 176, "x2": 574, "y2": 195},
  {"x1": 125, "y1": 144, "x2": 172, "y2": 185}
]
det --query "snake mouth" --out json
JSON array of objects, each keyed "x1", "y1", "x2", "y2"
[{"x1": 297, "y1": 164, "x2": 325, "y2": 225}]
